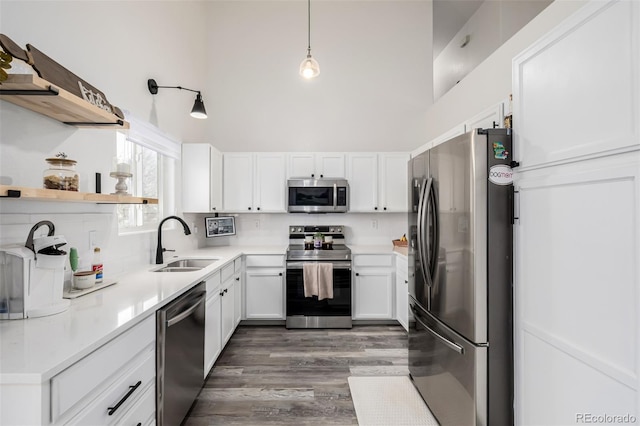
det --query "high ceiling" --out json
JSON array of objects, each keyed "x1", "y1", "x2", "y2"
[{"x1": 433, "y1": 0, "x2": 483, "y2": 58}]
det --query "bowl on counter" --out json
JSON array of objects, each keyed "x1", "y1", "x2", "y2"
[{"x1": 73, "y1": 270, "x2": 98, "y2": 289}]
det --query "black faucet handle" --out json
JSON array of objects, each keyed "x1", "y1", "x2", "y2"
[{"x1": 162, "y1": 248, "x2": 175, "y2": 253}]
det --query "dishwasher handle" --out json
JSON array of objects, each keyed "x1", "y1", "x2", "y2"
[{"x1": 166, "y1": 291, "x2": 206, "y2": 328}]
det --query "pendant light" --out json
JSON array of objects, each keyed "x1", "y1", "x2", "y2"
[{"x1": 299, "y1": 0, "x2": 320, "y2": 79}]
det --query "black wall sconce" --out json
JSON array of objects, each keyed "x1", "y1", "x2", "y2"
[{"x1": 147, "y1": 79, "x2": 207, "y2": 119}]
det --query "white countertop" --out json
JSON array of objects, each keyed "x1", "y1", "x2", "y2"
[
  {"x1": 0, "y1": 245, "x2": 284, "y2": 385},
  {"x1": 0, "y1": 243, "x2": 406, "y2": 384}
]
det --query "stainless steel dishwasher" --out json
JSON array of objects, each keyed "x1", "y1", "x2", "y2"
[{"x1": 156, "y1": 282, "x2": 206, "y2": 426}]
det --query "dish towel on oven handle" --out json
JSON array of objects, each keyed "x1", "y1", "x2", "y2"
[
  {"x1": 303, "y1": 263, "x2": 318, "y2": 298},
  {"x1": 303, "y1": 263, "x2": 334, "y2": 300},
  {"x1": 317, "y1": 262, "x2": 334, "y2": 300}
]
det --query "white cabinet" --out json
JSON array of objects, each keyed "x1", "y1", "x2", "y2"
[
  {"x1": 512, "y1": 1, "x2": 640, "y2": 423},
  {"x1": 347, "y1": 153, "x2": 378, "y2": 212},
  {"x1": 254, "y1": 153, "x2": 286, "y2": 212},
  {"x1": 287, "y1": 153, "x2": 345, "y2": 178},
  {"x1": 182, "y1": 143, "x2": 223, "y2": 212},
  {"x1": 233, "y1": 257, "x2": 242, "y2": 326},
  {"x1": 378, "y1": 153, "x2": 410, "y2": 212},
  {"x1": 395, "y1": 255, "x2": 409, "y2": 331},
  {"x1": 220, "y1": 262, "x2": 237, "y2": 344},
  {"x1": 353, "y1": 255, "x2": 394, "y2": 320},
  {"x1": 204, "y1": 271, "x2": 222, "y2": 377},
  {"x1": 244, "y1": 255, "x2": 285, "y2": 320},
  {"x1": 50, "y1": 316, "x2": 156, "y2": 425},
  {"x1": 347, "y1": 153, "x2": 409, "y2": 212},
  {"x1": 223, "y1": 153, "x2": 286, "y2": 212}
]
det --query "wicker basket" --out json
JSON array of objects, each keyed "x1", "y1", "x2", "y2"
[{"x1": 392, "y1": 239, "x2": 408, "y2": 255}]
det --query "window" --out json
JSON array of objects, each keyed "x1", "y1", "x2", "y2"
[{"x1": 116, "y1": 112, "x2": 181, "y2": 234}]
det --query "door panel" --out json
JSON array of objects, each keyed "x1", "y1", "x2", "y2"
[{"x1": 409, "y1": 299, "x2": 486, "y2": 426}]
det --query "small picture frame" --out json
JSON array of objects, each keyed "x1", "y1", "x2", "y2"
[{"x1": 205, "y1": 216, "x2": 236, "y2": 238}]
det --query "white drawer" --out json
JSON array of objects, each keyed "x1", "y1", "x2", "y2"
[
  {"x1": 116, "y1": 379, "x2": 156, "y2": 426},
  {"x1": 234, "y1": 257, "x2": 242, "y2": 273},
  {"x1": 245, "y1": 255, "x2": 284, "y2": 268},
  {"x1": 353, "y1": 254, "x2": 393, "y2": 267},
  {"x1": 221, "y1": 262, "x2": 234, "y2": 282},
  {"x1": 65, "y1": 348, "x2": 155, "y2": 425},
  {"x1": 51, "y1": 315, "x2": 155, "y2": 422},
  {"x1": 205, "y1": 271, "x2": 221, "y2": 296}
]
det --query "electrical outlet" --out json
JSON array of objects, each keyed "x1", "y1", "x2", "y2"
[
  {"x1": 371, "y1": 220, "x2": 378, "y2": 229},
  {"x1": 255, "y1": 220, "x2": 260, "y2": 229}
]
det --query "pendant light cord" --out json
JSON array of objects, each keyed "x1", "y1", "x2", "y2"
[{"x1": 307, "y1": 0, "x2": 312, "y2": 54}]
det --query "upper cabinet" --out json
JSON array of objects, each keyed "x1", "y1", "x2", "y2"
[
  {"x1": 0, "y1": 74, "x2": 128, "y2": 128},
  {"x1": 182, "y1": 143, "x2": 223, "y2": 213},
  {"x1": 223, "y1": 153, "x2": 286, "y2": 212},
  {"x1": 347, "y1": 153, "x2": 409, "y2": 212},
  {"x1": 287, "y1": 153, "x2": 345, "y2": 179}
]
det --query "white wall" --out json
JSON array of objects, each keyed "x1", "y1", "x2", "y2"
[
  {"x1": 204, "y1": 0, "x2": 433, "y2": 153},
  {"x1": 424, "y1": 0, "x2": 587, "y2": 145},
  {"x1": 433, "y1": 0, "x2": 552, "y2": 100},
  {"x1": 185, "y1": 212, "x2": 407, "y2": 247}
]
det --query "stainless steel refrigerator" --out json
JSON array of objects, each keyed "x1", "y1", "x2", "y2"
[{"x1": 408, "y1": 128, "x2": 514, "y2": 426}]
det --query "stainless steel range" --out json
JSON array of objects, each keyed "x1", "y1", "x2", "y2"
[{"x1": 286, "y1": 225, "x2": 352, "y2": 329}]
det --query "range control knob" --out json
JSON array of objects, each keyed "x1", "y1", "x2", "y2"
[
  {"x1": 297, "y1": 227, "x2": 303, "y2": 232},
  {"x1": 336, "y1": 227, "x2": 342, "y2": 233}
]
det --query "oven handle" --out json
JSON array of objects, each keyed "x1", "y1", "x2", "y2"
[{"x1": 286, "y1": 261, "x2": 352, "y2": 270}]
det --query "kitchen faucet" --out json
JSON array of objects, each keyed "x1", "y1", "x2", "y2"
[{"x1": 155, "y1": 216, "x2": 192, "y2": 264}]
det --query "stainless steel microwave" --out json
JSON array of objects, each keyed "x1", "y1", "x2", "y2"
[{"x1": 287, "y1": 178, "x2": 349, "y2": 213}]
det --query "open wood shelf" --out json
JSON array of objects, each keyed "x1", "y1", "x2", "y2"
[
  {"x1": 0, "y1": 185, "x2": 157, "y2": 204},
  {"x1": 0, "y1": 74, "x2": 129, "y2": 128}
]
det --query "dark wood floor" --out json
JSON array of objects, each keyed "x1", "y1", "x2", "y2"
[{"x1": 184, "y1": 324, "x2": 409, "y2": 425}]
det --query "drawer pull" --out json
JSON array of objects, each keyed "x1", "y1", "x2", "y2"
[{"x1": 107, "y1": 380, "x2": 141, "y2": 416}]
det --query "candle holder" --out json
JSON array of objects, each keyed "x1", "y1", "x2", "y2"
[{"x1": 109, "y1": 171, "x2": 133, "y2": 195}]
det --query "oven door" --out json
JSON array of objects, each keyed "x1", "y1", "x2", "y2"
[{"x1": 286, "y1": 261, "x2": 352, "y2": 316}]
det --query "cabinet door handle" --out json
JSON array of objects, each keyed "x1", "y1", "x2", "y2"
[
  {"x1": 374, "y1": 207, "x2": 378, "y2": 210},
  {"x1": 355, "y1": 272, "x2": 360, "y2": 276},
  {"x1": 257, "y1": 207, "x2": 261, "y2": 211},
  {"x1": 220, "y1": 290, "x2": 224, "y2": 296},
  {"x1": 212, "y1": 207, "x2": 216, "y2": 210},
  {"x1": 320, "y1": 174, "x2": 323, "y2": 178},
  {"x1": 248, "y1": 207, "x2": 252, "y2": 210},
  {"x1": 405, "y1": 280, "x2": 408, "y2": 284},
  {"x1": 107, "y1": 380, "x2": 141, "y2": 416},
  {"x1": 236, "y1": 277, "x2": 240, "y2": 281},
  {"x1": 278, "y1": 272, "x2": 283, "y2": 276},
  {"x1": 311, "y1": 174, "x2": 315, "y2": 178},
  {"x1": 383, "y1": 207, "x2": 387, "y2": 211},
  {"x1": 224, "y1": 288, "x2": 228, "y2": 294}
]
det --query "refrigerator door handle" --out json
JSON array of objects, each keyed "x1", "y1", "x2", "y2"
[
  {"x1": 426, "y1": 177, "x2": 440, "y2": 284},
  {"x1": 412, "y1": 308, "x2": 464, "y2": 355},
  {"x1": 417, "y1": 177, "x2": 433, "y2": 287}
]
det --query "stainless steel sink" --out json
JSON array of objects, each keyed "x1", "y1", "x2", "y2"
[
  {"x1": 153, "y1": 258, "x2": 219, "y2": 272},
  {"x1": 165, "y1": 258, "x2": 218, "y2": 268}
]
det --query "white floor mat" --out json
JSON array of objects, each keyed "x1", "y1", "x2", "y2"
[{"x1": 348, "y1": 376, "x2": 439, "y2": 426}]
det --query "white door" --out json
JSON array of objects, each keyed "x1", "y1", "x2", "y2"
[
  {"x1": 512, "y1": 1, "x2": 640, "y2": 423},
  {"x1": 204, "y1": 292, "x2": 222, "y2": 376},
  {"x1": 223, "y1": 153, "x2": 253, "y2": 212},
  {"x1": 210, "y1": 147, "x2": 223, "y2": 212},
  {"x1": 245, "y1": 269, "x2": 284, "y2": 319},
  {"x1": 182, "y1": 143, "x2": 211, "y2": 213},
  {"x1": 316, "y1": 153, "x2": 345, "y2": 178},
  {"x1": 347, "y1": 153, "x2": 378, "y2": 212},
  {"x1": 378, "y1": 153, "x2": 409, "y2": 212},
  {"x1": 288, "y1": 153, "x2": 315, "y2": 178},
  {"x1": 354, "y1": 270, "x2": 393, "y2": 319},
  {"x1": 254, "y1": 153, "x2": 286, "y2": 212},
  {"x1": 221, "y1": 279, "x2": 235, "y2": 344}
]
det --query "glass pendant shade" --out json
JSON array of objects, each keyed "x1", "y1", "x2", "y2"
[
  {"x1": 300, "y1": 54, "x2": 320, "y2": 79},
  {"x1": 190, "y1": 93, "x2": 207, "y2": 119}
]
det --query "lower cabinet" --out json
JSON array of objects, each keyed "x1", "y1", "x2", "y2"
[
  {"x1": 395, "y1": 255, "x2": 409, "y2": 331},
  {"x1": 353, "y1": 255, "x2": 394, "y2": 320},
  {"x1": 233, "y1": 258, "x2": 242, "y2": 326},
  {"x1": 221, "y1": 278, "x2": 236, "y2": 344},
  {"x1": 244, "y1": 255, "x2": 285, "y2": 320},
  {"x1": 51, "y1": 315, "x2": 156, "y2": 425},
  {"x1": 204, "y1": 293, "x2": 222, "y2": 377}
]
